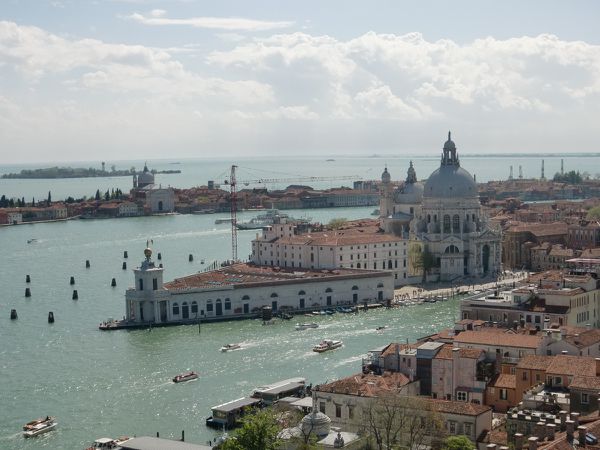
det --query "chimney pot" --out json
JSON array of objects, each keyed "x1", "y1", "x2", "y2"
[
  {"x1": 571, "y1": 412, "x2": 580, "y2": 428},
  {"x1": 566, "y1": 419, "x2": 575, "y2": 438},
  {"x1": 546, "y1": 423, "x2": 556, "y2": 441},
  {"x1": 528, "y1": 436, "x2": 539, "y2": 450},
  {"x1": 515, "y1": 433, "x2": 524, "y2": 449},
  {"x1": 578, "y1": 425, "x2": 587, "y2": 447}
]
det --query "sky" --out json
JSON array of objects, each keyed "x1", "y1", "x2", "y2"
[{"x1": 1, "y1": 0, "x2": 600, "y2": 163}]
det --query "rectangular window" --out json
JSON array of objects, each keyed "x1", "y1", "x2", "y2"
[
  {"x1": 319, "y1": 402, "x2": 326, "y2": 414},
  {"x1": 348, "y1": 405, "x2": 354, "y2": 419},
  {"x1": 582, "y1": 393, "x2": 589, "y2": 404},
  {"x1": 522, "y1": 371, "x2": 528, "y2": 381},
  {"x1": 139, "y1": 278, "x2": 144, "y2": 290},
  {"x1": 500, "y1": 389, "x2": 508, "y2": 400},
  {"x1": 457, "y1": 391, "x2": 467, "y2": 402},
  {"x1": 335, "y1": 404, "x2": 341, "y2": 418},
  {"x1": 448, "y1": 421, "x2": 456, "y2": 434},
  {"x1": 153, "y1": 278, "x2": 158, "y2": 290},
  {"x1": 464, "y1": 423, "x2": 472, "y2": 437}
]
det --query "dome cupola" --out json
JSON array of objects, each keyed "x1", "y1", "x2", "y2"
[{"x1": 423, "y1": 132, "x2": 478, "y2": 199}]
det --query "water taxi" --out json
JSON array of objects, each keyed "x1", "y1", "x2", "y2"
[
  {"x1": 172, "y1": 371, "x2": 198, "y2": 383},
  {"x1": 312, "y1": 339, "x2": 343, "y2": 353},
  {"x1": 23, "y1": 416, "x2": 57, "y2": 437},
  {"x1": 295, "y1": 322, "x2": 319, "y2": 331},
  {"x1": 220, "y1": 343, "x2": 241, "y2": 352}
]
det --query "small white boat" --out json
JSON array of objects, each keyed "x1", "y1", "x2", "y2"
[
  {"x1": 313, "y1": 339, "x2": 343, "y2": 353},
  {"x1": 86, "y1": 436, "x2": 132, "y2": 449},
  {"x1": 172, "y1": 371, "x2": 198, "y2": 383},
  {"x1": 295, "y1": 322, "x2": 319, "y2": 331},
  {"x1": 221, "y1": 343, "x2": 241, "y2": 352},
  {"x1": 23, "y1": 416, "x2": 57, "y2": 437}
]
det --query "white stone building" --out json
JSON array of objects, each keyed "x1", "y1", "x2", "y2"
[
  {"x1": 130, "y1": 163, "x2": 175, "y2": 214},
  {"x1": 124, "y1": 248, "x2": 394, "y2": 325},
  {"x1": 382, "y1": 132, "x2": 502, "y2": 281}
]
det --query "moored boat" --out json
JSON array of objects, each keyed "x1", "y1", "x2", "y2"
[
  {"x1": 221, "y1": 343, "x2": 242, "y2": 352},
  {"x1": 295, "y1": 322, "x2": 319, "y2": 331},
  {"x1": 86, "y1": 436, "x2": 132, "y2": 449},
  {"x1": 172, "y1": 371, "x2": 198, "y2": 383},
  {"x1": 23, "y1": 416, "x2": 57, "y2": 437},
  {"x1": 312, "y1": 339, "x2": 343, "y2": 353}
]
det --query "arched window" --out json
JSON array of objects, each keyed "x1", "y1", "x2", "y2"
[
  {"x1": 191, "y1": 301, "x2": 198, "y2": 314},
  {"x1": 352, "y1": 286, "x2": 359, "y2": 290},
  {"x1": 298, "y1": 290, "x2": 306, "y2": 296},
  {"x1": 325, "y1": 288, "x2": 333, "y2": 293},
  {"x1": 377, "y1": 283, "x2": 384, "y2": 288},
  {"x1": 452, "y1": 215, "x2": 460, "y2": 233},
  {"x1": 242, "y1": 295, "x2": 250, "y2": 300},
  {"x1": 427, "y1": 214, "x2": 431, "y2": 223},
  {"x1": 357, "y1": 263, "x2": 361, "y2": 268},
  {"x1": 172, "y1": 302, "x2": 179, "y2": 315},
  {"x1": 443, "y1": 215, "x2": 451, "y2": 233},
  {"x1": 270, "y1": 292, "x2": 278, "y2": 298},
  {"x1": 444, "y1": 245, "x2": 460, "y2": 254}
]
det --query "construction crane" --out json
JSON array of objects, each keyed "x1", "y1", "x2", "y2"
[{"x1": 224, "y1": 165, "x2": 360, "y2": 261}]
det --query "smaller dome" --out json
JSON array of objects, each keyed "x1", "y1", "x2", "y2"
[
  {"x1": 301, "y1": 411, "x2": 331, "y2": 437},
  {"x1": 381, "y1": 167, "x2": 391, "y2": 184},
  {"x1": 394, "y1": 182, "x2": 424, "y2": 204},
  {"x1": 144, "y1": 247, "x2": 152, "y2": 259}
]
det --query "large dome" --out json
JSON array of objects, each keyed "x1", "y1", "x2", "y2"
[
  {"x1": 424, "y1": 165, "x2": 477, "y2": 199},
  {"x1": 423, "y1": 132, "x2": 478, "y2": 199}
]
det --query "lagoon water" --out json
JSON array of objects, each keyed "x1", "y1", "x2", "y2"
[
  {"x1": 1, "y1": 152, "x2": 594, "y2": 449},
  {"x1": 0, "y1": 207, "x2": 463, "y2": 449}
]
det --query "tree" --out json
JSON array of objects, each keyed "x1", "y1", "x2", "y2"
[
  {"x1": 442, "y1": 435, "x2": 476, "y2": 450},
  {"x1": 327, "y1": 217, "x2": 348, "y2": 230},
  {"x1": 47, "y1": 190, "x2": 52, "y2": 206},
  {"x1": 363, "y1": 394, "x2": 446, "y2": 450},
  {"x1": 104, "y1": 190, "x2": 110, "y2": 201},
  {"x1": 219, "y1": 409, "x2": 281, "y2": 450},
  {"x1": 587, "y1": 206, "x2": 600, "y2": 220},
  {"x1": 410, "y1": 244, "x2": 437, "y2": 283},
  {"x1": 95, "y1": 189, "x2": 101, "y2": 201}
]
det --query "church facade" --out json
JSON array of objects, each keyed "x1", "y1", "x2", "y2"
[{"x1": 380, "y1": 133, "x2": 502, "y2": 282}]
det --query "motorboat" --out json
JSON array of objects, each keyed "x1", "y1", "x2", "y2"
[
  {"x1": 172, "y1": 371, "x2": 198, "y2": 383},
  {"x1": 86, "y1": 437, "x2": 132, "y2": 449},
  {"x1": 221, "y1": 343, "x2": 241, "y2": 352},
  {"x1": 27, "y1": 238, "x2": 38, "y2": 244},
  {"x1": 23, "y1": 416, "x2": 57, "y2": 437},
  {"x1": 295, "y1": 322, "x2": 319, "y2": 331},
  {"x1": 312, "y1": 339, "x2": 343, "y2": 353},
  {"x1": 375, "y1": 326, "x2": 388, "y2": 331}
]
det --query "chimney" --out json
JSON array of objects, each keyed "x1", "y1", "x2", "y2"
[
  {"x1": 578, "y1": 426, "x2": 587, "y2": 447},
  {"x1": 535, "y1": 420, "x2": 546, "y2": 440},
  {"x1": 528, "y1": 436, "x2": 538, "y2": 450},
  {"x1": 546, "y1": 423, "x2": 556, "y2": 441},
  {"x1": 515, "y1": 433, "x2": 524, "y2": 449},
  {"x1": 566, "y1": 419, "x2": 575, "y2": 440},
  {"x1": 571, "y1": 412, "x2": 580, "y2": 429},
  {"x1": 559, "y1": 411, "x2": 567, "y2": 431},
  {"x1": 452, "y1": 347, "x2": 460, "y2": 399},
  {"x1": 560, "y1": 328, "x2": 567, "y2": 339},
  {"x1": 595, "y1": 358, "x2": 600, "y2": 376}
]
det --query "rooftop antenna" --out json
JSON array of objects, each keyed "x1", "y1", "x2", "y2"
[
  {"x1": 561, "y1": 159, "x2": 564, "y2": 175},
  {"x1": 519, "y1": 165, "x2": 523, "y2": 179},
  {"x1": 509, "y1": 166, "x2": 513, "y2": 180}
]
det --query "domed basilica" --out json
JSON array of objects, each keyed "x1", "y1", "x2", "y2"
[{"x1": 380, "y1": 133, "x2": 501, "y2": 281}]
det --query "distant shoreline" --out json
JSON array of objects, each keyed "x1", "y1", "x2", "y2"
[{"x1": 1, "y1": 167, "x2": 181, "y2": 179}]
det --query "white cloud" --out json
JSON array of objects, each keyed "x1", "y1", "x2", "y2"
[
  {"x1": 125, "y1": 12, "x2": 294, "y2": 31},
  {"x1": 1, "y1": 21, "x2": 600, "y2": 161}
]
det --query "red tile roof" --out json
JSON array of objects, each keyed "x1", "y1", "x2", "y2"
[
  {"x1": 453, "y1": 330, "x2": 542, "y2": 349},
  {"x1": 316, "y1": 371, "x2": 411, "y2": 397}
]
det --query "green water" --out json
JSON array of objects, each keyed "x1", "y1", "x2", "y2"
[{"x1": 0, "y1": 208, "x2": 460, "y2": 449}]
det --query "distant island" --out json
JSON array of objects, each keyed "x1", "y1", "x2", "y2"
[{"x1": 1, "y1": 166, "x2": 181, "y2": 179}]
